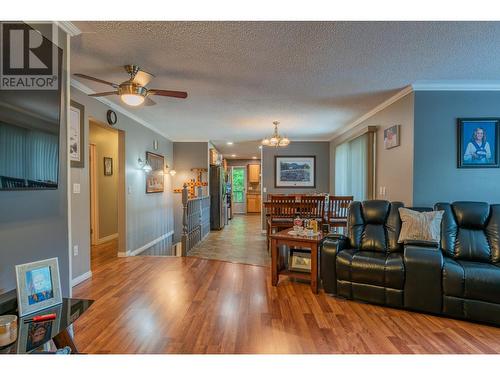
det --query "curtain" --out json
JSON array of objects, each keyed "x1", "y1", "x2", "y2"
[
  {"x1": 334, "y1": 133, "x2": 368, "y2": 201},
  {"x1": 335, "y1": 142, "x2": 349, "y2": 195},
  {"x1": 0, "y1": 122, "x2": 58, "y2": 182}
]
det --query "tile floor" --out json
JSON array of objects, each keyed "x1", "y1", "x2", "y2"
[{"x1": 188, "y1": 213, "x2": 270, "y2": 266}]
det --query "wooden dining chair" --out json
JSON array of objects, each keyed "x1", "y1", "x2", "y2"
[
  {"x1": 327, "y1": 195, "x2": 353, "y2": 232},
  {"x1": 266, "y1": 201, "x2": 300, "y2": 251},
  {"x1": 299, "y1": 195, "x2": 326, "y2": 223}
]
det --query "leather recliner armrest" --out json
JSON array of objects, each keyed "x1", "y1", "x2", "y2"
[
  {"x1": 403, "y1": 245, "x2": 443, "y2": 314},
  {"x1": 403, "y1": 239, "x2": 439, "y2": 248},
  {"x1": 320, "y1": 234, "x2": 349, "y2": 295}
]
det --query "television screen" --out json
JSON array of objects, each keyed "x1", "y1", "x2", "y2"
[{"x1": 0, "y1": 24, "x2": 63, "y2": 191}]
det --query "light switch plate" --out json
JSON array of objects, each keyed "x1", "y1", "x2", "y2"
[
  {"x1": 73, "y1": 245, "x2": 79, "y2": 256},
  {"x1": 73, "y1": 183, "x2": 80, "y2": 194}
]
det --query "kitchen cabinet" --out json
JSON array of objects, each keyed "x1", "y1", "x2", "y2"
[
  {"x1": 248, "y1": 164, "x2": 260, "y2": 184},
  {"x1": 247, "y1": 194, "x2": 261, "y2": 213}
]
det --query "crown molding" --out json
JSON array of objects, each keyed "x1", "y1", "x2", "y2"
[
  {"x1": 329, "y1": 85, "x2": 413, "y2": 142},
  {"x1": 412, "y1": 81, "x2": 500, "y2": 91},
  {"x1": 55, "y1": 21, "x2": 81, "y2": 37},
  {"x1": 70, "y1": 79, "x2": 171, "y2": 140}
]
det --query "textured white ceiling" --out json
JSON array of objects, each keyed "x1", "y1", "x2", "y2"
[
  {"x1": 211, "y1": 140, "x2": 262, "y2": 160},
  {"x1": 71, "y1": 21, "x2": 500, "y2": 143}
]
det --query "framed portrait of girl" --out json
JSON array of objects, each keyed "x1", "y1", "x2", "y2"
[{"x1": 457, "y1": 118, "x2": 500, "y2": 168}]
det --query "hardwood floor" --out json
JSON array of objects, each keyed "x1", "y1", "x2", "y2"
[
  {"x1": 73, "y1": 254, "x2": 500, "y2": 354},
  {"x1": 91, "y1": 238, "x2": 118, "y2": 269}
]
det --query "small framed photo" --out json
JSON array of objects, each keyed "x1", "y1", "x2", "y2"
[
  {"x1": 288, "y1": 249, "x2": 312, "y2": 273},
  {"x1": 457, "y1": 118, "x2": 500, "y2": 168},
  {"x1": 15, "y1": 258, "x2": 63, "y2": 317},
  {"x1": 384, "y1": 125, "x2": 400, "y2": 149},
  {"x1": 104, "y1": 157, "x2": 113, "y2": 176}
]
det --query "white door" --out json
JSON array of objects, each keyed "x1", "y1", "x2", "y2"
[{"x1": 232, "y1": 166, "x2": 246, "y2": 214}]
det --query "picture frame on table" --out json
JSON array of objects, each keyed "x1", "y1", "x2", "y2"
[
  {"x1": 15, "y1": 257, "x2": 63, "y2": 317},
  {"x1": 69, "y1": 100, "x2": 85, "y2": 168},
  {"x1": 288, "y1": 249, "x2": 312, "y2": 273},
  {"x1": 457, "y1": 118, "x2": 500, "y2": 168},
  {"x1": 275, "y1": 155, "x2": 316, "y2": 188}
]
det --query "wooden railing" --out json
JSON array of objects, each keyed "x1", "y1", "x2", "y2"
[{"x1": 181, "y1": 184, "x2": 210, "y2": 256}]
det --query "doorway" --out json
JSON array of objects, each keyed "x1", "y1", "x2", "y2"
[
  {"x1": 89, "y1": 120, "x2": 125, "y2": 268},
  {"x1": 231, "y1": 166, "x2": 246, "y2": 214}
]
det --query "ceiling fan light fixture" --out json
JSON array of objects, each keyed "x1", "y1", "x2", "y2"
[{"x1": 121, "y1": 93, "x2": 145, "y2": 106}]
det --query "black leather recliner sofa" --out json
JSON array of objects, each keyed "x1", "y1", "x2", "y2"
[{"x1": 321, "y1": 200, "x2": 500, "y2": 326}]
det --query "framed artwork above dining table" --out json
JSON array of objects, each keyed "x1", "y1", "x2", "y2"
[{"x1": 274, "y1": 155, "x2": 316, "y2": 188}]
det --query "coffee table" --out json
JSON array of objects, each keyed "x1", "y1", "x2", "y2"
[
  {"x1": 270, "y1": 228, "x2": 325, "y2": 293},
  {"x1": 0, "y1": 297, "x2": 93, "y2": 354}
]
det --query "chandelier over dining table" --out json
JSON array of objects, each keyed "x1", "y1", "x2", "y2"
[{"x1": 261, "y1": 121, "x2": 290, "y2": 147}]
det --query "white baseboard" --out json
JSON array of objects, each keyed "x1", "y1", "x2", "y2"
[
  {"x1": 71, "y1": 271, "x2": 92, "y2": 287},
  {"x1": 125, "y1": 231, "x2": 175, "y2": 257},
  {"x1": 95, "y1": 233, "x2": 118, "y2": 245}
]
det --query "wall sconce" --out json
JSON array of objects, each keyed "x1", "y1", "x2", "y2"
[
  {"x1": 138, "y1": 157, "x2": 152, "y2": 173},
  {"x1": 165, "y1": 163, "x2": 176, "y2": 176}
]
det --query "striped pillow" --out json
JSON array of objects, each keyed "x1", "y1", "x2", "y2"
[{"x1": 398, "y1": 208, "x2": 444, "y2": 244}]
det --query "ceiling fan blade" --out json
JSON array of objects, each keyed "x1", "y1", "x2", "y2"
[
  {"x1": 88, "y1": 91, "x2": 119, "y2": 97},
  {"x1": 148, "y1": 89, "x2": 188, "y2": 99},
  {"x1": 74, "y1": 73, "x2": 119, "y2": 88},
  {"x1": 144, "y1": 97, "x2": 156, "y2": 106},
  {"x1": 132, "y1": 70, "x2": 154, "y2": 86}
]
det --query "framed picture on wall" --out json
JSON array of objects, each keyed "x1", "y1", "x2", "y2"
[
  {"x1": 146, "y1": 151, "x2": 165, "y2": 193},
  {"x1": 383, "y1": 125, "x2": 400, "y2": 149},
  {"x1": 457, "y1": 118, "x2": 500, "y2": 168},
  {"x1": 275, "y1": 156, "x2": 316, "y2": 188},
  {"x1": 69, "y1": 100, "x2": 85, "y2": 168},
  {"x1": 104, "y1": 157, "x2": 113, "y2": 176}
]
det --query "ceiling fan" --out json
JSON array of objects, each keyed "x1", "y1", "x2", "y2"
[{"x1": 74, "y1": 64, "x2": 188, "y2": 107}]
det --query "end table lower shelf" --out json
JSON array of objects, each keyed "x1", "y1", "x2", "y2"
[{"x1": 270, "y1": 228, "x2": 325, "y2": 294}]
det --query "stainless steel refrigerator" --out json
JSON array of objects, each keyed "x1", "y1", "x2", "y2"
[{"x1": 210, "y1": 165, "x2": 226, "y2": 230}]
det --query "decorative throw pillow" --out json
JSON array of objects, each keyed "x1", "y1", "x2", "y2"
[{"x1": 397, "y1": 208, "x2": 444, "y2": 244}]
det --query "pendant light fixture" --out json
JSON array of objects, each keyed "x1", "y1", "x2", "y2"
[{"x1": 261, "y1": 121, "x2": 290, "y2": 147}]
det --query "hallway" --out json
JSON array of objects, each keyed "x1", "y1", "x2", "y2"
[{"x1": 188, "y1": 214, "x2": 270, "y2": 266}]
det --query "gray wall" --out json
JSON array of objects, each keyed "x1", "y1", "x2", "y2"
[
  {"x1": 0, "y1": 25, "x2": 70, "y2": 295},
  {"x1": 262, "y1": 141, "x2": 330, "y2": 197},
  {"x1": 71, "y1": 88, "x2": 174, "y2": 280},
  {"x1": 330, "y1": 92, "x2": 415, "y2": 205},
  {"x1": 413, "y1": 90, "x2": 500, "y2": 206},
  {"x1": 172, "y1": 142, "x2": 209, "y2": 243}
]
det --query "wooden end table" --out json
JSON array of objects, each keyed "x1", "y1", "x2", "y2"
[{"x1": 270, "y1": 228, "x2": 325, "y2": 294}]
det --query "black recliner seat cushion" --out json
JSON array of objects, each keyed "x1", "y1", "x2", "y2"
[
  {"x1": 443, "y1": 258, "x2": 500, "y2": 304},
  {"x1": 337, "y1": 250, "x2": 404, "y2": 290}
]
